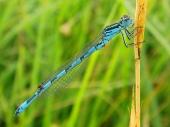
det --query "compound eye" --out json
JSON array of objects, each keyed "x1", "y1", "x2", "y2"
[{"x1": 122, "y1": 15, "x2": 129, "y2": 20}]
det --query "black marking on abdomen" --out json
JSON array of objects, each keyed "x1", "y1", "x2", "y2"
[{"x1": 26, "y1": 94, "x2": 36, "y2": 104}]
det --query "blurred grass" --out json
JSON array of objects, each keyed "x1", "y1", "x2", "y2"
[{"x1": 0, "y1": 0, "x2": 170, "y2": 127}]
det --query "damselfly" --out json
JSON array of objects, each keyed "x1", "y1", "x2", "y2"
[{"x1": 15, "y1": 15, "x2": 134, "y2": 116}]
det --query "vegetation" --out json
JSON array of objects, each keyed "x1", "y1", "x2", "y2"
[{"x1": 0, "y1": 0, "x2": 169, "y2": 127}]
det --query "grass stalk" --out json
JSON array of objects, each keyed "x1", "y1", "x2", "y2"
[{"x1": 130, "y1": 0, "x2": 147, "y2": 127}]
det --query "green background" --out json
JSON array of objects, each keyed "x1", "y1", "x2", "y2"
[{"x1": 0, "y1": 0, "x2": 170, "y2": 127}]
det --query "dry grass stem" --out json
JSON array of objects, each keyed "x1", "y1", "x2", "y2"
[{"x1": 130, "y1": 0, "x2": 147, "y2": 127}]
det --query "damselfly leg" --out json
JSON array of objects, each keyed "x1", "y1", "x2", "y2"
[{"x1": 121, "y1": 26, "x2": 144, "y2": 48}]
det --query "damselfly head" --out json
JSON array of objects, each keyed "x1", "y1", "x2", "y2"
[{"x1": 119, "y1": 15, "x2": 133, "y2": 28}]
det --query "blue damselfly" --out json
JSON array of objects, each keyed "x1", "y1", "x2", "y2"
[{"x1": 15, "y1": 15, "x2": 134, "y2": 116}]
